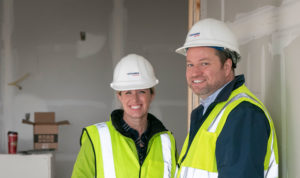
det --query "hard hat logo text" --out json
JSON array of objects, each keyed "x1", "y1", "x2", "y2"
[
  {"x1": 189, "y1": 32, "x2": 200, "y2": 37},
  {"x1": 127, "y1": 72, "x2": 140, "y2": 76}
]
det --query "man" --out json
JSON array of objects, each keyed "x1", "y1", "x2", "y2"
[{"x1": 175, "y1": 18, "x2": 279, "y2": 178}]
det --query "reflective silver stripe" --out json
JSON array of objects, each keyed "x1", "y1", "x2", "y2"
[
  {"x1": 207, "y1": 109, "x2": 225, "y2": 133},
  {"x1": 263, "y1": 111, "x2": 278, "y2": 178},
  {"x1": 175, "y1": 165, "x2": 179, "y2": 177},
  {"x1": 207, "y1": 93, "x2": 278, "y2": 177},
  {"x1": 161, "y1": 133, "x2": 172, "y2": 178},
  {"x1": 208, "y1": 93, "x2": 251, "y2": 132},
  {"x1": 95, "y1": 123, "x2": 116, "y2": 178},
  {"x1": 264, "y1": 151, "x2": 278, "y2": 178},
  {"x1": 180, "y1": 166, "x2": 218, "y2": 178}
]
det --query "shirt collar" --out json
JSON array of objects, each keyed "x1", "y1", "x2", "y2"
[
  {"x1": 215, "y1": 74, "x2": 245, "y2": 102},
  {"x1": 200, "y1": 82, "x2": 229, "y2": 114},
  {"x1": 199, "y1": 75, "x2": 246, "y2": 114}
]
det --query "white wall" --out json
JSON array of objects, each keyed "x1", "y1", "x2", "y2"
[
  {"x1": 205, "y1": 0, "x2": 300, "y2": 177},
  {"x1": 0, "y1": 0, "x2": 188, "y2": 177}
]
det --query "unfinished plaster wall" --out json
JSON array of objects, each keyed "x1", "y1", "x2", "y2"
[
  {"x1": 0, "y1": 0, "x2": 188, "y2": 177},
  {"x1": 206, "y1": 0, "x2": 300, "y2": 177}
]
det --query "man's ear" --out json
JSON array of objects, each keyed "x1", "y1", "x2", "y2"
[{"x1": 224, "y1": 58, "x2": 233, "y2": 75}]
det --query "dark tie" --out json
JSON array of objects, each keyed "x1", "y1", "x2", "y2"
[{"x1": 188, "y1": 105, "x2": 204, "y2": 146}]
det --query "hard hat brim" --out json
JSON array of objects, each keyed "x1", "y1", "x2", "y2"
[
  {"x1": 110, "y1": 79, "x2": 159, "y2": 91},
  {"x1": 175, "y1": 41, "x2": 240, "y2": 56}
]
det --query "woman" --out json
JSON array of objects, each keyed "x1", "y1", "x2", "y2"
[{"x1": 72, "y1": 54, "x2": 177, "y2": 178}]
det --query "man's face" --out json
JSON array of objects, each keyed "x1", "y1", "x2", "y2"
[{"x1": 186, "y1": 47, "x2": 232, "y2": 99}]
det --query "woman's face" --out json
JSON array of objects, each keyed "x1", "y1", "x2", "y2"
[{"x1": 117, "y1": 89, "x2": 154, "y2": 120}]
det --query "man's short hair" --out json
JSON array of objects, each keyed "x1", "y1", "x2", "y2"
[{"x1": 214, "y1": 48, "x2": 240, "y2": 69}]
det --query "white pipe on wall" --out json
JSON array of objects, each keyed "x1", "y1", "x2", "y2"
[
  {"x1": 200, "y1": 0, "x2": 207, "y2": 19},
  {"x1": 221, "y1": 0, "x2": 225, "y2": 21},
  {"x1": 111, "y1": 0, "x2": 126, "y2": 66},
  {"x1": 272, "y1": 26, "x2": 300, "y2": 178},
  {"x1": 1, "y1": 0, "x2": 15, "y2": 153},
  {"x1": 260, "y1": 46, "x2": 266, "y2": 103}
]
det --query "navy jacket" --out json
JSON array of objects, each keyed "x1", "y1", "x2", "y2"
[{"x1": 187, "y1": 75, "x2": 270, "y2": 178}]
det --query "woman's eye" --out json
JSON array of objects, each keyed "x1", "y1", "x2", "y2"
[{"x1": 202, "y1": 62, "x2": 209, "y2": 66}]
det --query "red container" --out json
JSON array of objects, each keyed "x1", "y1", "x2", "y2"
[{"x1": 8, "y1": 131, "x2": 18, "y2": 154}]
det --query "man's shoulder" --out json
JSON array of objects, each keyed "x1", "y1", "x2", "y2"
[
  {"x1": 233, "y1": 100, "x2": 265, "y2": 114},
  {"x1": 227, "y1": 101, "x2": 270, "y2": 133}
]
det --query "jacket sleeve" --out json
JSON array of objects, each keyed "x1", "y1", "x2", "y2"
[
  {"x1": 71, "y1": 132, "x2": 95, "y2": 178},
  {"x1": 216, "y1": 101, "x2": 270, "y2": 178}
]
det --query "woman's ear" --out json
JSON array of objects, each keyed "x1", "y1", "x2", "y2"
[
  {"x1": 149, "y1": 88, "x2": 155, "y2": 102},
  {"x1": 117, "y1": 91, "x2": 122, "y2": 101},
  {"x1": 150, "y1": 92, "x2": 155, "y2": 102}
]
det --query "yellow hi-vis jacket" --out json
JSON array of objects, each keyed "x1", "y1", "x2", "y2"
[
  {"x1": 74, "y1": 120, "x2": 177, "y2": 178},
  {"x1": 177, "y1": 85, "x2": 279, "y2": 178}
]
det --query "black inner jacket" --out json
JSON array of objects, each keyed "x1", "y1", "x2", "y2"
[{"x1": 111, "y1": 109, "x2": 167, "y2": 165}]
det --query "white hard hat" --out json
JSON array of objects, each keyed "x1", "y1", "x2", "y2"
[
  {"x1": 110, "y1": 54, "x2": 159, "y2": 91},
  {"x1": 176, "y1": 18, "x2": 240, "y2": 56}
]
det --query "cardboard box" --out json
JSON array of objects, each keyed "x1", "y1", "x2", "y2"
[{"x1": 22, "y1": 112, "x2": 70, "y2": 150}]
